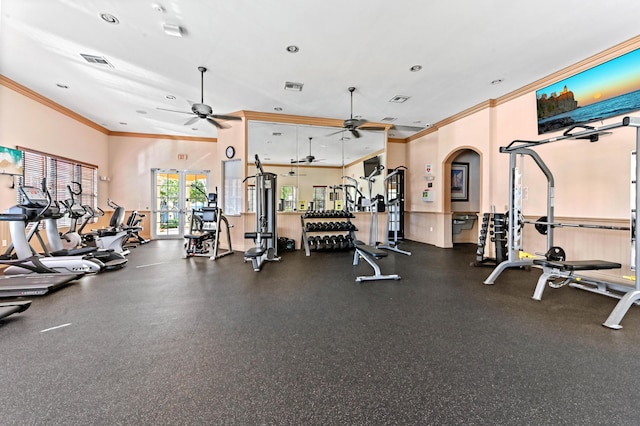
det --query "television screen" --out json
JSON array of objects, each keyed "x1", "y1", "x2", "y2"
[
  {"x1": 0, "y1": 146, "x2": 23, "y2": 175},
  {"x1": 536, "y1": 47, "x2": 640, "y2": 134},
  {"x1": 363, "y1": 156, "x2": 380, "y2": 177}
]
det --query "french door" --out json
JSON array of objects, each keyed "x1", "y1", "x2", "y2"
[{"x1": 151, "y1": 169, "x2": 210, "y2": 239}]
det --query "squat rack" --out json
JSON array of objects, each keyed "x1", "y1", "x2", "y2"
[{"x1": 484, "y1": 116, "x2": 640, "y2": 328}]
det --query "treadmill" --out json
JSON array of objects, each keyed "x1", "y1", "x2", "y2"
[
  {"x1": 0, "y1": 203, "x2": 82, "y2": 298},
  {"x1": 0, "y1": 300, "x2": 31, "y2": 320}
]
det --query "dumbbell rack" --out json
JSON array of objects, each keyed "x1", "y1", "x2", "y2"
[{"x1": 300, "y1": 210, "x2": 358, "y2": 256}]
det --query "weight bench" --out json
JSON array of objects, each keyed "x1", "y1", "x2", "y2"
[
  {"x1": 353, "y1": 242, "x2": 400, "y2": 282},
  {"x1": 532, "y1": 259, "x2": 622, "y2": 301}
]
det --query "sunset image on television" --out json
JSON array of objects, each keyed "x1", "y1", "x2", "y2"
[{"x1": 536, "y1": 48, "x2": 640, "y2": 134}]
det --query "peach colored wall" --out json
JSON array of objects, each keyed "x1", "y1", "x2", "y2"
[
  {"x1": 0, "y1": 85, "x2": 110, "y2": 211},
  {"x1": 106, "y1": 135, "x2": 220, "y2": 210}
]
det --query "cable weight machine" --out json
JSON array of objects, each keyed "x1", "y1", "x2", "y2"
[{"x1": 243, "y1": 155, "x2": 280, "y2": 271}]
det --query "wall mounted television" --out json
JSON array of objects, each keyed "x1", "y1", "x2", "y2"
[
  {"x1": 536, "y1": 47, "x2": 640, "y2": 134},
  {"x1": 363, "y1": 155, "x2": 381, "y2": 177},
  {"x1": 0, "y1": 146, "x2": 23, "y2": 175}
]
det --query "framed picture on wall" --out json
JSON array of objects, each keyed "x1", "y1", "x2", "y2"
[{"x1": 451, "y1": 162, "x2": 469, "y2": 201}]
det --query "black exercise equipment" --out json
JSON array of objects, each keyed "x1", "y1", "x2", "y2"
[
  {"x1": 183, "y1": 188, "x2": 233, "y2": 259},
  {"x1": 0, "y1": 300, "x2": 31, "y2": 321},
  {"x1": 243, "y1": 155, "x2": 280, "y2": 271}
]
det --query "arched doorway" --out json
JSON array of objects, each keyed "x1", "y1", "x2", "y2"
[{"x1": 443, "y1": 147, "x2": 482, "y2": 245}]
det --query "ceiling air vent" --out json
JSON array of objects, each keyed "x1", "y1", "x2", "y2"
[
  {"x1": 80, "y1": 54, "x2": 114, "y2": 67},
  {"x1": 389, "y1": 95, "x2": 410, "y2": 103},
  {"x1": 284, "y1": 81, "x2": 304, "y2": 92},
  {"x1": 382, "y1": 117, "x2": 397, "y2": 122}
]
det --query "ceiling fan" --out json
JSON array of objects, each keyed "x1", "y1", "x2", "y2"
[
  {"x1": 280, "y1": 161, "x2": 307, "y2": 177},
  {"x1": 292, "y1": 137, "x2": 324, "y2": 164},
  {"x1": 328, "y1": 87, "x2": 386, "y2": 138},
  {"x1": 157, "y1": 66, "x2": 241, "y2": 129}
]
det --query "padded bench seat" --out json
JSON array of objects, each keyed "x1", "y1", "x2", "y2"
[
  {"x1": 244, "y1": 246, "x2": 266, "y2": 258},
  {"x1": 533, "y1": 259, "x2": 622, "y2": 271},
  {"x1": 354, "y1": 242, "x2": 388, "y2": 259}
]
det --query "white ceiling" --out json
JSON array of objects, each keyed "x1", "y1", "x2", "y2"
[{"x1": 1, "y1": 0, "x2": 639, "y2": 149}]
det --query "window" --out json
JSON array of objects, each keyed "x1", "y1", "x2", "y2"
[
  {"x1": 223, "y1": 159, "x2": 242, "y2": 215},
  {"x1": 247, "y1": 184, "x2": 256, "y2": 213},
  {"x1": 19, "y1": 147, "x2": 98, "y2": 227},
  {"x1": 313, "y1": 186, "x2": 326, "y2": 211},
  {"x1": 280, "y1": 185, "x2": 297, "y2": 212}
]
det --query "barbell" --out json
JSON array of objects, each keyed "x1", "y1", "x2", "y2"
[{"x1": 526, "y1": 216, "x2": 630, "y2": 235}]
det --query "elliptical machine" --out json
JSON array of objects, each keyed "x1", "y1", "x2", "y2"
[
  {"x1": 243, "y1": 155, "x2": 280, "y2": 271},
  {"x1": 3, "y1": 181, "x2": 104, "y2": 275},
  {"x1": 57, "y1": 182, "x2": 128, "y2": 270},
  {"x1": 183, "y1": 186, "x2": 233, "y2": 259}
]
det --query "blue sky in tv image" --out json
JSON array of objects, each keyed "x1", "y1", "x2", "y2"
[{"x1": 537, "y1": 48, "x2": 640, "y2": 107}]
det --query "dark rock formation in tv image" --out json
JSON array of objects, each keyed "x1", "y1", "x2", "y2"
[
  {"x1": 537, "y1": 85, "x2": 579, "y2": 132},
  {"x1": 537, "y1": 85, "x2": 578, "y2": 118}
]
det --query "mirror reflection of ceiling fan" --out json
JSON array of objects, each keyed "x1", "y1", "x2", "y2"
[
  {"x1": 157, "y1": 66, "x2": 241, "y2": 129},
  {"x1": 292, "y1": 137, "x2": 324, "y2": 164},
  {"x1": 280, "y1": 161, "x2": 307, "y2": 177},
  {"x1": 327, "y1": 87, "x2": 386, "y2": 138}
]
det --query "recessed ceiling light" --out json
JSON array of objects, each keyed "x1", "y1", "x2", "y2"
[
  {"x1": 56, "y1": 83, "x2": 68, "y2": 89},
  {"x1": 166, "y1": 95, "x2": 176, "y2": 99},
  {"x1": 491, "y1": 78, "x2": 504, "y2": 85},
  {"x1": 99, "y1": 13, "x2": 119, "y2": 24},
  {"x1": 191, "y1": 128, "x2": 198, "y2": 131},
  {"x1": 286, "y1": 45, "x2": 299, "y2": 53},
  {"x1": 152, "y1": 4, "x2": 166, "y2": 13},
  {"x1": 410, "y1": 65, "x2": 422, "y2": 72},
  {"x1": 119, "y1": 122, "x2": 127, "y2": 125},
  {"x1": 272, "y1": 132, "x2": 282, "y2": 136},
  {"x1": 136, "y1": 110, "x2": 147, "y2": 114},
  {"x1": 274, "y1": 107, "x2": 283, "y2": 111}
]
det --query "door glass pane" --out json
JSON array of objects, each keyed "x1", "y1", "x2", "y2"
[
  {"x1": 156, "y1": 172, "x2": 180, "y2": 237},
  {"x1": 184, "y1": 173, "x2": 208, "y2": 235}
]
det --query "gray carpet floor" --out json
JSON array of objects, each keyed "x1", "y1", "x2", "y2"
[{"x1": 2, "y1": 240, "x2": 640, "y2": 425}]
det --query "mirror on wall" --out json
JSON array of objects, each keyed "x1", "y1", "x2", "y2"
[{"x1": 247, "y1": 120, "x2": 386, "y2": 212}]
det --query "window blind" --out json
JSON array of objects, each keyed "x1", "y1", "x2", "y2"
[{"x1": 18, "y1": 147, "x2": 98, "y2": 227}]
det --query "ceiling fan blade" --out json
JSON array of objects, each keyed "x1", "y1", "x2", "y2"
[
  {"x1": 157, "y1": 107, "x2": 194, "y2": 115},
  {"x1": 183, "y1": 116, "x2": 200, "y2": 126},
  {"x1": 206, "y1": 117, "x2": 226, "y2": 129},
  {"x1": 358, "y1": 125, "x2": 387, "y2": 131},
  {"x1": 325, "y1": 129, "x2": 344, "y2": 137},
  {"x1": 352, "y1": 119, "x2": 368, "y2": 128},
  {"x1": 210, "y1": 114, "x2": 242, "y2": 121},
  {"x1": 351, "y1": 129, "x2": 361, "y2": 138}
]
